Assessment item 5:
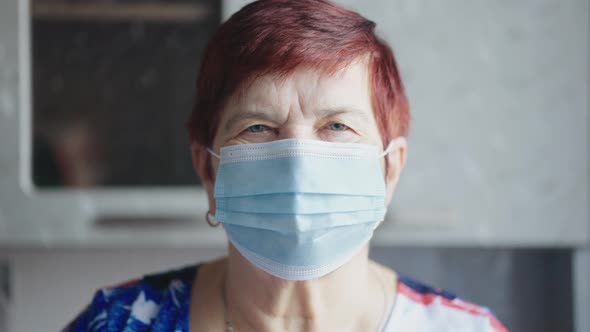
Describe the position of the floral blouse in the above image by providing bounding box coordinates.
[63,264,508,332]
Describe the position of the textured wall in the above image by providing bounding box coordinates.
[353,0,589,243]
[0,0,22,240]
[0,262,8,332]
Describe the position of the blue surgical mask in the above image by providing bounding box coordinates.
[208,138,394,280]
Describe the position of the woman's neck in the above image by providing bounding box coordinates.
[224,244,389,332]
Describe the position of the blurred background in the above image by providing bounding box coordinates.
[0,0,588,331]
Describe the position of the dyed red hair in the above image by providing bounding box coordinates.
[187,0,410,149]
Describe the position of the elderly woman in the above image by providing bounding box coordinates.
[64,1,507,331]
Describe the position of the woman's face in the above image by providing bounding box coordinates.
[194,60,406,211]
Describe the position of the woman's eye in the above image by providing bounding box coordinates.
[246,124,270,133]
[327,123,349,131]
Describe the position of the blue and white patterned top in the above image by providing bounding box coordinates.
[63,265,197,332]
[63,264,508,332]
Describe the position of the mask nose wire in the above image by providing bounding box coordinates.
[210,142,395,159]
[207,147,221,159]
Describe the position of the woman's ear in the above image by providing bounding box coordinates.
[384,137,407,207]
[191,142,216,211]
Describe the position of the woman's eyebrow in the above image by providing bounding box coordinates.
[224,108,370,130]
[224,110,278,131]
[319,108,372,122]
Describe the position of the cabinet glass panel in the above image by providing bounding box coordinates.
[32,0,220,187]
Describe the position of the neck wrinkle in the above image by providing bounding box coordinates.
[225,244,374,331]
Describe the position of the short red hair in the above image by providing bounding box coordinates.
[187,0,410,148]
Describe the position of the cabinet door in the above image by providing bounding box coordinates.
[0,0,224,247]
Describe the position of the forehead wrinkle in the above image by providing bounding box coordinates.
[224,63,373,130]
[223,76,289,131]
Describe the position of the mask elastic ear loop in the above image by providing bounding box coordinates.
[379,140,397,158]
[207,147,221,159]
